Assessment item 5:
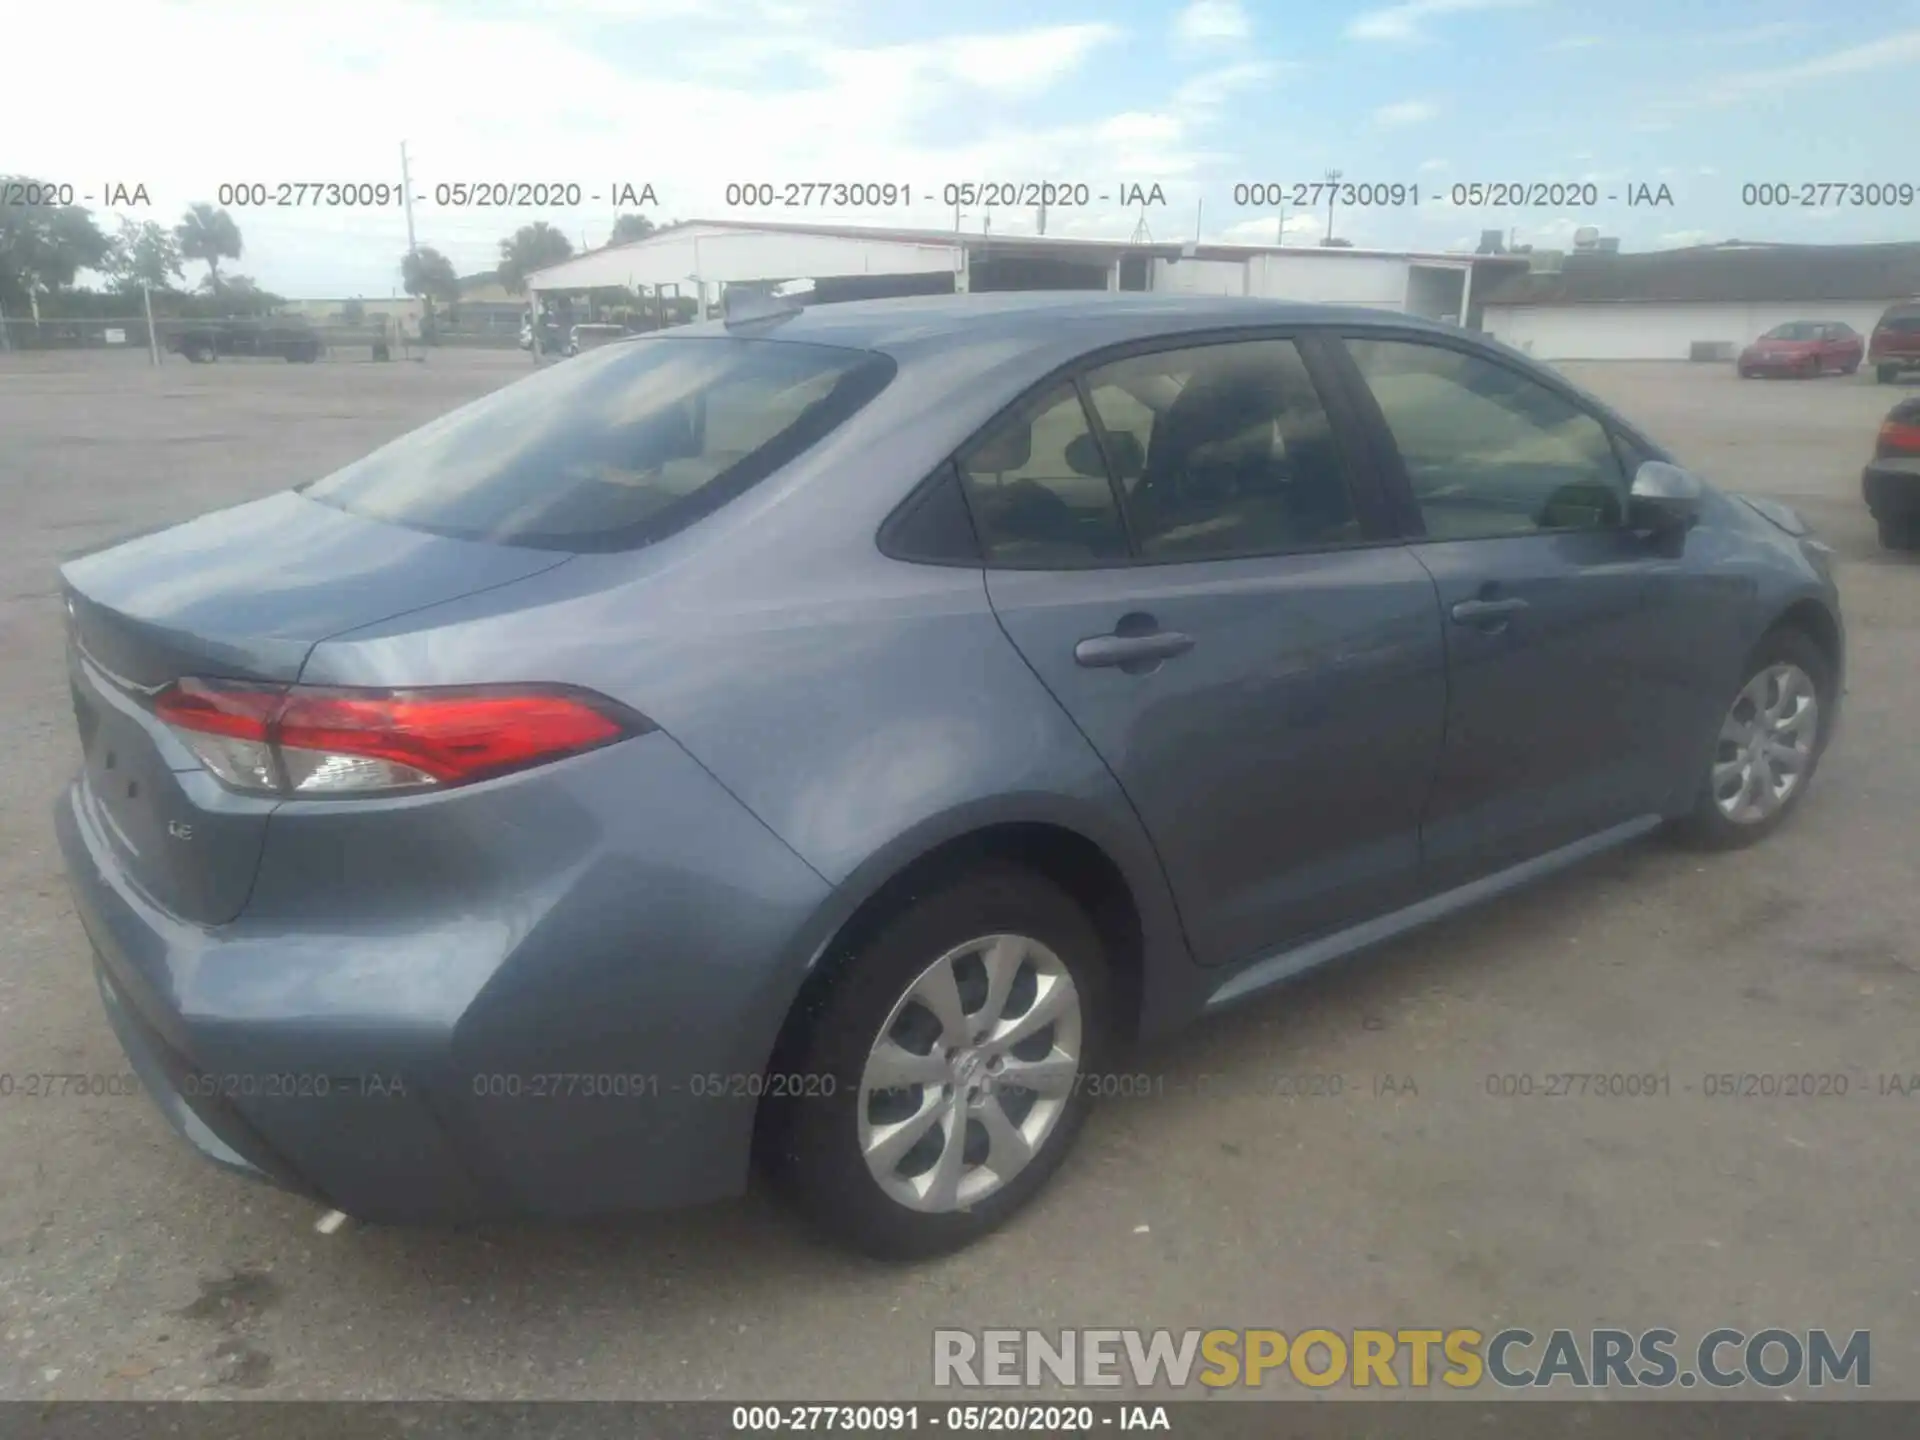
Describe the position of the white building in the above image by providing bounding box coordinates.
[523,219,1528,326]
[1480,241,1920,361]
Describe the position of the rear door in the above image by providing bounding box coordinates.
[1329,331,1702,890]
[969,333,1447,969]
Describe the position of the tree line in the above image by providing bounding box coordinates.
[0,175,662,329]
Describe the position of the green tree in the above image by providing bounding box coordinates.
[175,202,243,294]
[401,245,460,339]
[105,218,184,293]
[217,275,281,317]
[609,213,656,246]
[0,177,112,318]
[495,222,572,295]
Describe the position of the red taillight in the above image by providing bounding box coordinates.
[153,680,644,797]
[1877,419,1920,456]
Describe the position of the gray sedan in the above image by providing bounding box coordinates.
[56,293,1844,1258]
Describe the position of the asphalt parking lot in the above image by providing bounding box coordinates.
[0,347,1915,1400]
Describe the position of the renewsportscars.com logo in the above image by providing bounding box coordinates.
[932,1327,1871,1391]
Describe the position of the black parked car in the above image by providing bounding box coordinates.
[169,318,323,363]
[1864,395,1920,549]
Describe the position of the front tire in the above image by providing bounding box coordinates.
[762,864,1111,1260]
[1673,628,1831,850]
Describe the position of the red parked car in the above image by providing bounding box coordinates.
[1737,320,1864,378]
[1868,301,1920,384]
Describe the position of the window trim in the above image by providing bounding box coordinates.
[1323,326,1655,546]
[932,325,1407,572]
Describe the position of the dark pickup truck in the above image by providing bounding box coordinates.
[169,319,323,363]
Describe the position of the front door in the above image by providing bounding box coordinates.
[957,335,1447,969]
[1335,332,1699,888]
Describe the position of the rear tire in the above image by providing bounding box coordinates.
[761,864,1111,1260]
[1672,628,1831,851]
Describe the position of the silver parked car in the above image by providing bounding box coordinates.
[57,293,1843,1258]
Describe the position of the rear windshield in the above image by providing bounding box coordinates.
[1880,311,1920,333]
[302,337,895,550]
[1761,323,1821,340]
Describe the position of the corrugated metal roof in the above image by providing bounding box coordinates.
[1478,241,1920,306]
[562,217,1527,267]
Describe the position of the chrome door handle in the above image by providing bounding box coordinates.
[1074,630,1196,668]
[1449,596,1529,624]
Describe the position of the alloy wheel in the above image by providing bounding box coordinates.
[857,933,1083,1213]
[1711,662,1819,825]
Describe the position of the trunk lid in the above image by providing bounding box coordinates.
[60,491,569,923]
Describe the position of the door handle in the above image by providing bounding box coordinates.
[1449,596,1529,625]
[1074,630,1196,669]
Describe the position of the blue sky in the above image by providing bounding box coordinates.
[8,0,1920,296]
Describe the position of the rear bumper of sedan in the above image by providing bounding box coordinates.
[55,732,834,1223]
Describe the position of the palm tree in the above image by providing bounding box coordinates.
[175,203,243,294]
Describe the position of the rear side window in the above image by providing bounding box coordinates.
[957,384,1130,566]
[1084,339,1360,560]
[302,337,894,550]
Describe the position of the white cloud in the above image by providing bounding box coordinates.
[0,0,1168,293]
[1660,229,1716,247]
[1699,27,1920,102]
[1348,0,1533,44]
[1375,99,1438,127]
[937,25,1123,93]
[1548,34,1601,50]
[1174,60,1289,109]
[1174,0,1252,44]
[1718,20,1813,45]
[1419,158,1450,172]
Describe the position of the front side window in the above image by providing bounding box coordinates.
[1344,337,1626,540]
[303,337,894,550]
[1084,339,1360,561]
[956,385,1129,566]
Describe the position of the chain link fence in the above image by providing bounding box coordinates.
[0,313,527,362]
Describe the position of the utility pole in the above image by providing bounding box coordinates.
[142,282,159,368]
[1194,197,1203,243]
[400,141,418,254]
[1037,197,1046,236]
[1324,168,1342,245]
[1277,203,1286,245]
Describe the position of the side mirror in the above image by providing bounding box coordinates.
[1628,460,1704,533]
